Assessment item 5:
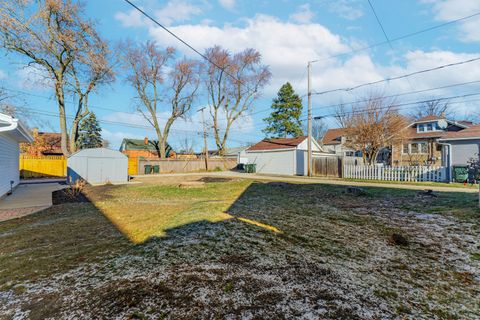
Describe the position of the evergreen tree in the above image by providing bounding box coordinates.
[77,112,103,149]
[263,82,303,138]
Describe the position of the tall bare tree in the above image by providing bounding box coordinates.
[409,99,450,120]
[121,41,201,158]
[203,46,271,155]
[339,95,408,165]
[0,0,114,155]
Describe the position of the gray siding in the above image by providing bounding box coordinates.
[0,134,20,197]
[450,140,480,166]
[67,148,128,185]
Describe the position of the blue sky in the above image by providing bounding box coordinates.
[1,0,480,150]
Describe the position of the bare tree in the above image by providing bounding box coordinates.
[121,41,201,158]
[303,118,328,142]
[203,46,271,155]
[0,0,114,155]
[340,95,408,165]
[409,99,451,120]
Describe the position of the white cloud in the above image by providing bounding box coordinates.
[289,4,315,24]
[218,0,235,10]
[328,0,363,20]
[15,65,52,90]
[115,1,202,28]
[425,0,480,42]
[147,14,350,95]
[114,9,145,28]
[154,1,202,26]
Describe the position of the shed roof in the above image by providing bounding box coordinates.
[69,147,127,158]
[247,136,307,151]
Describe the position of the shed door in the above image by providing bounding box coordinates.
[87,157,103,183]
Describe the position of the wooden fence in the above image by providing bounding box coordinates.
[19,155,67,178]
[128,157,138,176]
[343,164,447,182]
[312,156,342,178]
[137,158,237,175]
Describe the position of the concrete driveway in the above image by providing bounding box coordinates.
[0,182,65,222]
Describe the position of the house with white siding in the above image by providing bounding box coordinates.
[0,113,33,197]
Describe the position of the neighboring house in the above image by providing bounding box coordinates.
[439,124,480,181]
[119,137,176,158]
[245,136,328,175]
[0,113,33,197]
[322,128,363,158]
[392,115,469,166]
[21,130,63,156]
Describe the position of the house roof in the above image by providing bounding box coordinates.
[322,128,346,145]
[0,113,32,142]
[440,124,480,140]
[416,115,445,122]
[247,136,307,151]
[120,138,174,156]
[38,132,62,154]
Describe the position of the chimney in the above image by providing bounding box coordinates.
[144,137,149,145]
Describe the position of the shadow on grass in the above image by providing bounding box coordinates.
[1,180,478,288]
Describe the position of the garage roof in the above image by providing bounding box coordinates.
[247,136,307,151]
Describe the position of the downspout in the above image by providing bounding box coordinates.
[437,142,452,182]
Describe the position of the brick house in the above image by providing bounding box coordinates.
[119,137,176,158]
[392,115,471,166]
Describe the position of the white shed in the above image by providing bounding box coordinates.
[67,148,128,185]
[245,136,328,176]
[0,113,32,197]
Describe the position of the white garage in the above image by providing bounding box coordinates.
[67,148,128,185]
[245,136,328,176]
[0,113,33,197]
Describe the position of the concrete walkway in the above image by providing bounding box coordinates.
[135,171,479,194]
[0,182,65,222]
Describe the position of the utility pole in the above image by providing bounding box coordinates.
[307,61,313,177]
[198,107,209,171]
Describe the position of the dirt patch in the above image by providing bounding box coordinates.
[198,177,234,183]
[52,189,90,205]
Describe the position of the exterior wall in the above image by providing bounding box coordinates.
[246,150,296,175]
[68,148,128,185]
[449,140,480,166]
[392,139,442,166]
[122,150,159,158]
[0,134,20,197]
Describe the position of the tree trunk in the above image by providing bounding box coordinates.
[55,80,70,156]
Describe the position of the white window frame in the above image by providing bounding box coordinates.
[402,141,428,154]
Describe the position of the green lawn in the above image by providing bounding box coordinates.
[0,177,479,319]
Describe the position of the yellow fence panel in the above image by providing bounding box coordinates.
[19,155,67,178]
[128,157,138,176]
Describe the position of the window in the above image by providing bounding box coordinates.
[420,143,428,154]
[418,124,424,132]
[426,123,433,131]
[403,144,409,154]
[411,143,419,153]
[345,151,354,157]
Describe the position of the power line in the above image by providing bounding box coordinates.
[122,0,245,88]
[300,92,480,121]
[310,79,480,112]
[366,0,392,49]
[310,10,480,64]
[312,56,480,96]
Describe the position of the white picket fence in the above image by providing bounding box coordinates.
[343,164,447,182]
